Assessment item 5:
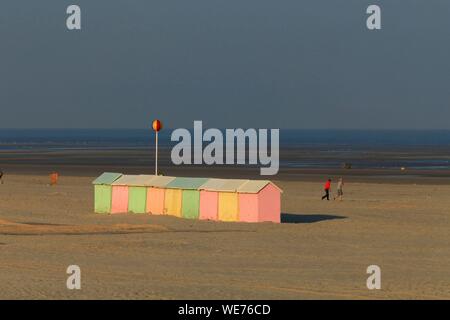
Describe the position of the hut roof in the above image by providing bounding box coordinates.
[198,178,227,191]
[112,175,156,186]
[93,173,282,193]
[237,180,283,194]
[146,176,176,187]
[166,177,210,190]
[200,179,249,192]
[221,179,251,192]
[128,174,156,187]
[92,172,123,185]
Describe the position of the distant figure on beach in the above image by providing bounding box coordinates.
[321,179,331,201]
[0,170,3,184]
[334,177,344,201]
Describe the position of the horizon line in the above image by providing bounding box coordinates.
[1,128,450,131]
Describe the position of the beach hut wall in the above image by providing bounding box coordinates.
[111,186,129,214]
[147,187,166,214]
[166,177,210,219]
[258,183,281,223]
[199,179,249,222]
[198,179,228,221]
[237,181,282,223]
[92,172,123,214]
[164,189,183,217]
[182,190,201,219]
[110,175,134,214]
[128,186,147,213]
[199,190,219,220]
[218,192,239,222]
[145,176,176,215]
[111,175,156,214]
[128,175,156,214]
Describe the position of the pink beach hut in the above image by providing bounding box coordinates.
[145,176,176,215]
[110,175,133,214]
[198,179,223,221]
[237,181,282,223]
[197,179,225,221]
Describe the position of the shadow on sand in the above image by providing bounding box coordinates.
[281,213,347,224]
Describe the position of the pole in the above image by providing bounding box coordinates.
[155,130,158,176]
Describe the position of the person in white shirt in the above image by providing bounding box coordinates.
[334,177,344,201]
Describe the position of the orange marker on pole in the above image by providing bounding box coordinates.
[152,119,162,175]
[50,172,59,186]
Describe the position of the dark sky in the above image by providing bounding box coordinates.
[1,1,449,129]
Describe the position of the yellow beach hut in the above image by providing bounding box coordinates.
[206,179,249,222]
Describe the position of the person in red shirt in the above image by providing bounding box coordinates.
[321,178,332,200]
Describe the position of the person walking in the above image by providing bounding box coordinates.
[322,178,332,200]
[334,177,344,201]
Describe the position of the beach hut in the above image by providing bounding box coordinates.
[217,179,249,222]
[165,177,210,219]
[129,175,156,214]
[111,175,156,214]
[146,176,176,215]
[92,172,123,214]
[237,181,282,223]
[199,179,249,222]
[163,188,182,217]
[111,175,133,214]
[198,179,226,221]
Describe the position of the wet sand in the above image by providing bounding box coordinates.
[2,147,450,184]
[0,172,449,299]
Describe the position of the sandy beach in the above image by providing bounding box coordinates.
[1,171,449,299]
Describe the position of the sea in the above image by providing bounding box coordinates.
[1,129,450,170]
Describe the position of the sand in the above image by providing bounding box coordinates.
[0,173,449,299]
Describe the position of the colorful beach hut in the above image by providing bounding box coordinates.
[199,179,249,222]
[111,175,156,214]
[128,175,157,214]
[146,176,176,215]
[93,173,282,223]
[217,179,249,222]
[111,175,133,214]
[165,177,210,219]
[92,172,123,214]
[198,179,225,221]
[237,181,282,223]
[199,179,248,221]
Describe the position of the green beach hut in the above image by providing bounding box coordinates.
[166,177,210,219]
[114,175,156,214]
[92,172,123,214]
